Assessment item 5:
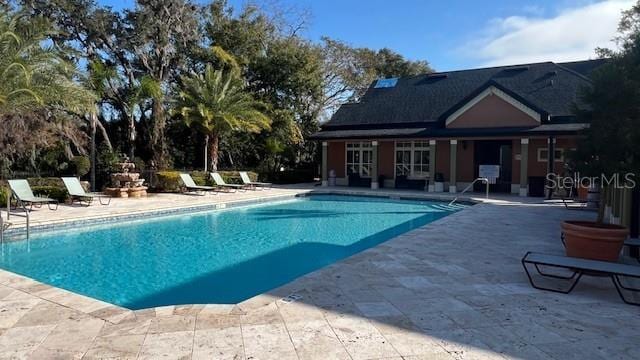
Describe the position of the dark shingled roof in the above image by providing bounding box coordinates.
[313,59,606,140]
[310,123,589,140]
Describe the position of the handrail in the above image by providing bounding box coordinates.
[449,177,489,206]
[4,193,29,242]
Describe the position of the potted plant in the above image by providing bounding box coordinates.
[563,23,640,261]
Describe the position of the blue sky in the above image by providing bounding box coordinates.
[100,0,633,71]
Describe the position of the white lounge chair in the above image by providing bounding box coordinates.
[179,173,217,195]
[61,177,111,206]
[211,172,246,192]
[239,171,272,190]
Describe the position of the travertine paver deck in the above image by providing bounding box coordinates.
[0,187,639,359]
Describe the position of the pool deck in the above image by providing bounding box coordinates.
[1,185,639,359]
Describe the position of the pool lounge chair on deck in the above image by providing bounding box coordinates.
[211,172,246,193]
[8,179,58,211]
[61,177,111,206]
[179,173,217,195]
[521,251,640,306]
[239,171,272,190]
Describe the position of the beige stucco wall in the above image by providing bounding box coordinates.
[447,95,539,128]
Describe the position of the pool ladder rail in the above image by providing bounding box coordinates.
[449,177,490,206]
[2,199,30,243]
[0,213,10,243]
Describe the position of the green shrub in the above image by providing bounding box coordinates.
[71,156,91,177]
[32,186,68,202]
[27,177,65,188]
[155,171,182,192]
[0,186,8,206]
[190,170,210,186]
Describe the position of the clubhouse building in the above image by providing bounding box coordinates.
[311,59,605,196]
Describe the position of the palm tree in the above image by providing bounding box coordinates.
[0,12,95,114]
[173,64,271,171]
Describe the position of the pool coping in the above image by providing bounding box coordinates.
[0,188,480,321]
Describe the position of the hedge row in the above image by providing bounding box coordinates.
[154,170,258,192]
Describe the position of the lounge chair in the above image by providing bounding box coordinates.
[61,177,111,206]
[179,173,217,195]
[211,172,246,193]
[522,251,640,306]
[8,179,58,211]
[239,171,272,190]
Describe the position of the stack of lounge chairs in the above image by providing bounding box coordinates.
[179,171,272,195]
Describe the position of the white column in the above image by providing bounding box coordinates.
[321,142,328,187]
[519,138,529,196]
[428,140,436,192]
[371,141,379,189]
[449,139,457,193]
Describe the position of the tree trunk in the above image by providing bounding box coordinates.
[150,98,168,169]
[90,113,97,192]
[128,114,136,160]
[209,133,219,172]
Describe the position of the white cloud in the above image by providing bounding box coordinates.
[463,0,634,67]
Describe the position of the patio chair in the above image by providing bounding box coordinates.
[521,251,640,306]
[239,171,272,190]
[61,177,111,206]
[7,179,58,211]
[179,173,217,195]
[210,172,246,193]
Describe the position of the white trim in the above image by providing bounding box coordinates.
[449,185,457,193]
[429,140,436,146]
[371,140,378,146]
[450,139,458,145]
[322,141,328,146]
[394,141,431,179]
[345,141,373,178]
[445,86,541,126]
[520,138,529,145]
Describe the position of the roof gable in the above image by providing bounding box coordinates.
[446,86,541,128]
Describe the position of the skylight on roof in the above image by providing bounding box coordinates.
[374,78,398,88]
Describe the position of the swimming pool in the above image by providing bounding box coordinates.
[0,195,465,309]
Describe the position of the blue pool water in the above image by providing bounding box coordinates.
[0,195,464,309]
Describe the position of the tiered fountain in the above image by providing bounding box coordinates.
[104,158,148,198]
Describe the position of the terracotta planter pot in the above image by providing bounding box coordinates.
[562,220,628,261]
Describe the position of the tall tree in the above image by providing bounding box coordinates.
[124,0,200,169]
[172,64,271,171]
[571,2,640,222]
[0,9,97,175]
[321,37,433,116]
